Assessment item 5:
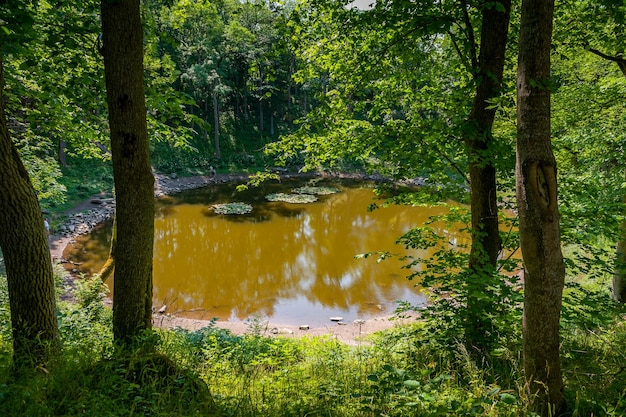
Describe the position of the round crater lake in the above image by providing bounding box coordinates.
[65,178,460,326]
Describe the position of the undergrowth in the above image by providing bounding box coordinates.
[0,270,625,416]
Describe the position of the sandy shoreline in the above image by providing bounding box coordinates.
[154,314,415,345]
[50,172,416,342]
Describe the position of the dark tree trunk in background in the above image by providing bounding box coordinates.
[516,0,565,413]
[259,97,264,132]
[464,0,511,351]
[213,88,220,159]
[58,139,67,167]
[101,0,155,344]
[0,57,59,366]
[613,215,626,301]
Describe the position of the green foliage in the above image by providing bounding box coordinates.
[394,206,523,354]
[57,275,113,354]
[48,157,114,212]
[1,267,626,416]
[551,0,626,297]
[268,0,518,192]
[0,275,10,357]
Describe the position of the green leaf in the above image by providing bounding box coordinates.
[499,393,517,405]
[403,379,420,388]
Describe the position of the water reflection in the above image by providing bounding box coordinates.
[66,179,463,326]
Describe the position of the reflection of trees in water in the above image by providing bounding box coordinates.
[69,180,449,322]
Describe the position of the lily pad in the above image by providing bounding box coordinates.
[265,193,318,203]
[211,202,253,215]
[292,186,341,195]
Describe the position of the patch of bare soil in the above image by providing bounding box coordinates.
[154,313,417,345]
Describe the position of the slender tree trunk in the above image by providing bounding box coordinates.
[259,97,264,132]
[58,140,67,167]
[203,99,209,144]
[98,213,116,282]
[613,197,626,301]
[101,0,155,344]
[464,0,511,351]
[213,88,220,159]
[517,0,565,413]
[0,57,59,366]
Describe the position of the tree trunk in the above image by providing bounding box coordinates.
[613,198,626,301]
[98,213,116,282]
[517,0,565,413]
[259,96,264,132]
[0,57,59,366]
[58,139,67,167]
[303,89,308,115]
[101,0,155,344]
[203,99,209,144]
[464,0,511,351]
[213,88,220,159]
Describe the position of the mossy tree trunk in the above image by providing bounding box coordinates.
[0,57,59,366]
[516,0,565,413]
[101,0,155,344]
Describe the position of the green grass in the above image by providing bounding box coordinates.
[1,270,626,416]
[46,157,115,214]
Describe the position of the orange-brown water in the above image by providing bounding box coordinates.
[65,179,466,326]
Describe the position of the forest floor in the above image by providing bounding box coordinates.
[49,171,414,344]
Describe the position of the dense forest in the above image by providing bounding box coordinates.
[1,0,625,416]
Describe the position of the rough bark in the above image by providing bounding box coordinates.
[464,0,511,350]
[101,0,155,344]
[0,57,59,366]
[516,0,565,413]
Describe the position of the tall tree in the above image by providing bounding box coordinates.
[0,56,59,366]
[101,0,155,343]
[516,0,565,413]
[464,0,511,350]
[273,0,518,351]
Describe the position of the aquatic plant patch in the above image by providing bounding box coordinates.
[292,186,341,195]
[211,202,253,214]
[265,193,318,203]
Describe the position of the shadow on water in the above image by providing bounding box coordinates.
[65,178,463,326]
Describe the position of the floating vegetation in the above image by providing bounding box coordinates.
[292,186,341,195]
[211,202,253,215]
[265,193,318,203]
